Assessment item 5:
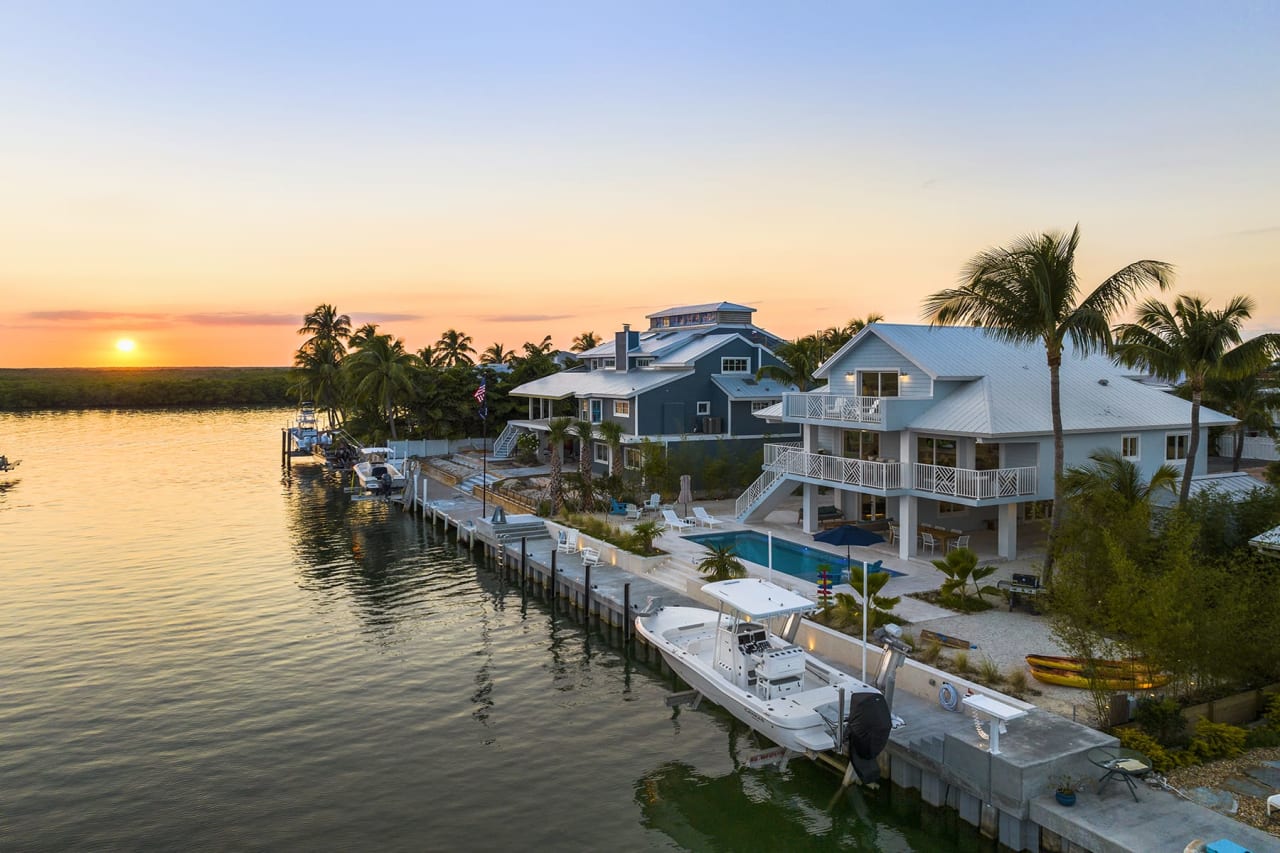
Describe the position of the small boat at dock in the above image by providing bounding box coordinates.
[351,447,407,497]
[287,403,323,454]
[635,578,893,784]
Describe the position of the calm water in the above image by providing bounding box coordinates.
[0,409,988,852]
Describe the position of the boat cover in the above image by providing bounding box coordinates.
[701,579,816,619]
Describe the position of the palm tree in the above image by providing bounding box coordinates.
[297,304,352,357]
[1202,372,1280,472]
[596,420,624,481]
[922,226,1172,577]
[546,418,573,514]
[571,331,600,352]
[416,345,439,368]
[575,419,597,512]
[843,313,884,337]
[435,329,476,367]
[480,342,514,365]
[291,338,345,428]
[1061,448,1180,510]
[1114,294,1280,502]
[344,332,421,440]
[696,543,747,581]
[349,322,380,350]
[756,336,827,391]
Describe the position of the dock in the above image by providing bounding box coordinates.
[388,462,1277,853]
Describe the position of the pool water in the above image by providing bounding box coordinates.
[688,530,901,584]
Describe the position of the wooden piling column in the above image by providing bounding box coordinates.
[623,582,631,644]
[584,565,591,625]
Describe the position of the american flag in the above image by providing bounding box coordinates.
[474,380,486,405]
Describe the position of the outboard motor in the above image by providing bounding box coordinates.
[844,692,892,784]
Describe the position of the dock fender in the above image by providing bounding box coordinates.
[938,682,960,712]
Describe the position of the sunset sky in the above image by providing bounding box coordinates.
[3,2,1277,368]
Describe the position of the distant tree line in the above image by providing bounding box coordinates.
[0,367,292,410]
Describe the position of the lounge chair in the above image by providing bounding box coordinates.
[557,530,579,554]
[691,507,723,528]
[580,547,601,567]
[608,498,626,515]
[661,509,693,530]
[642,493,662,514]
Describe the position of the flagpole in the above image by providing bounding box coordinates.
[861,558,869,682]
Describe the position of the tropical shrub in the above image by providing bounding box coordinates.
[930,548,997,611]
[1186,718,1247,763]
[696,543,747,582]
[1134,697,1187,747]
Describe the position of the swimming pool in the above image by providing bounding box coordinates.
[687,530,901,584]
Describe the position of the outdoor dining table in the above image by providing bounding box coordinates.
[1086,745,1153,801]
[921,526,957,551]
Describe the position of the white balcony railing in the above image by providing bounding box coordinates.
[782,393,884,425]
[757,444,1038,501]
[912,463,1038,499]
[763,444,904,490]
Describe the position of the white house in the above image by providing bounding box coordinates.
[739,324,1236,560]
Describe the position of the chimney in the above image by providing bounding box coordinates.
[615,324,631,372]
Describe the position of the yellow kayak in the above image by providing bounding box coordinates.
[1028,662,1169,691]
[1025,654,1158,675]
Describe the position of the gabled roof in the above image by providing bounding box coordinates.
[510,367,688,400]
[710,374,793,400]
[751,401,784,421]
[819,324,1236,437]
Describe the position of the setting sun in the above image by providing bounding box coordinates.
[116,338,136,353]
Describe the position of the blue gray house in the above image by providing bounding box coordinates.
[497,302,800,484]
[741,323,1236,559]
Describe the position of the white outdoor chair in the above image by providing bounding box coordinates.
[625,503,642,520]
[919,531,938,554]
[691,507,723,528]
[661,509,693,530]
[887,524,899,544]
[642,493,662,513]
[948,534,971,553]
[557,529,579,554]
[580,547,602,567]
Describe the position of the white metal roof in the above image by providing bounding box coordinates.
[701,578,817,618]
[822,324,1236,437]
[647,301,755,319]
[509,367,689,399]
[709,374,794,399]
[1249,524,1280,557]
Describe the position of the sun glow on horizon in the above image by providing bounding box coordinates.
[115,338,136,353]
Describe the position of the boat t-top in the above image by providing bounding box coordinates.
[351,447,406,497]
[288,403,322,454]
[635,578,892,784]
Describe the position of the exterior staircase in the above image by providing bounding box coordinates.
[490,423,521,460]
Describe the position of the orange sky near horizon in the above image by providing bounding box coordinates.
[3,4,1278,369]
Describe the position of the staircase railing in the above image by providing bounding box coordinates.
[491,423,521,459]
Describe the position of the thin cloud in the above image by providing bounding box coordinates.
[1228,226,1280,237]
[349,312,423,323]
[28,310,168,322]
[478,313,576,323]
[181,312,297,326]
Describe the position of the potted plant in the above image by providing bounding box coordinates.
[1050,774,1081,807]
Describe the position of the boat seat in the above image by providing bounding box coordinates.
[758,645,806,680]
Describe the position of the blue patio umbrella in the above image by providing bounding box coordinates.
[814,524,886,680]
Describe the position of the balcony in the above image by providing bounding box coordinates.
[763,444,904,491]
[781,393,884,425]
[913,463,1038,500]
[761,444,1038,502]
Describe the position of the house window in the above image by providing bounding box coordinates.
[917,436,957,468]
[593,443,609,464]
[938,501,966,517]
[1166,432,1189,461]
[623,447,642,470]
[843,430,880,460]
[580,400,590,419]
[975,443,1001,470]
[696,401,711,416]
[613,400,631,417]
[721,357,750,374]
[602,358,615,369]
[590,400,603,423]
[859,371,900,398]
[1122,434,1140,460]
[635,358,653,367]
[751,399,779,413]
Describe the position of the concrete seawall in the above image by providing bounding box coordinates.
[396,470,1276,853]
